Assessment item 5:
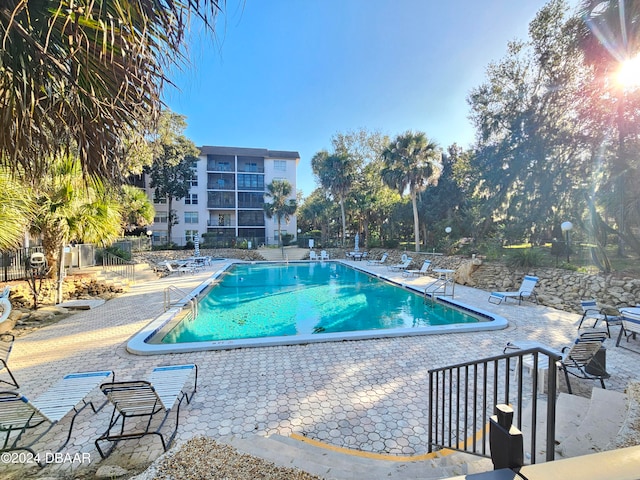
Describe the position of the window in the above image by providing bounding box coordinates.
[185,212,199,224]
[185,230,199,242]
[238,211,265,226]
[274,230,287,241]
[154,211,168,223]
[237,174,264,190]
[274,160,286,171]
[185,194,198,205]
[189,168,198,187]
[154,197,167,204]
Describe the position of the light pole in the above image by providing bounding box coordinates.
[561,221,573,263]
[146,229,153,250]
[445,227,452,255]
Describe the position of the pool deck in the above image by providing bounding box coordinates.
[4,259,639,477]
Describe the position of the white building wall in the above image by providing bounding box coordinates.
[264,156,298,245]
[145,147,298,247]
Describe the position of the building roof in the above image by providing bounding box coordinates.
[199,145,300,160]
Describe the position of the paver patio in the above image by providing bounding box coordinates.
[2,259,638,478]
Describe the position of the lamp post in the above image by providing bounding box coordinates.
[146,229,153,250]
[445,227,452,255]
[561,221,573,263]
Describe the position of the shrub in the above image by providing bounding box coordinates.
[383,239,400,249]
[97,246,131,262]
[281,233,293,246]
[507,248,543,268]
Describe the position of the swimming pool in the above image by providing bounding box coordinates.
[127,261,507,355]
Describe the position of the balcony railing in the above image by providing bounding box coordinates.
[207,221,236,227]
[237,165,265,173]
[207,183,235,190]
[238,202,265,209]
[207,202,235,209]
[207,163,233,172]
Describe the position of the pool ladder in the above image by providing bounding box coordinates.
[424,278,454,306]
[164,285,198,319]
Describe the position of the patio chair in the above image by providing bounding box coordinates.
[320,250,330,260]
[488,275,539,305]
[0,370,113,464]
[0,334,18,388]
[403,259,432,277]
[366,253,388,265]
[95,363,198,458]
[165,262,195,275]
[616,307,640,352]
[578,299,621,337]
[388,257,412,272]
[0,286,11,324]
[309,251,318,261]
[557,329,608,394]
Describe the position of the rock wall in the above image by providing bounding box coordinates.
[334,249,640,314]
[467,263,640,314]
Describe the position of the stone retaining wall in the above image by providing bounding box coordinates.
[328,249,640,314]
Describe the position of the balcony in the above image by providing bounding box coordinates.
[237,165,264,173]
[207,162,233,172]
[207,183,235,190]
[207,201,235,209]
[207,220,236,227]
[237,201,264,209]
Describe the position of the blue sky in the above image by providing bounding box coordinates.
[164,0,579,198]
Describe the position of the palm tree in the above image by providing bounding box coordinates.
[120,185,156,233]
[31,155,123,302]
[0,171,34,250]
[0,1,222,180]
[381,131,442,252]
[311,150,357,246]
[264,180,298,248]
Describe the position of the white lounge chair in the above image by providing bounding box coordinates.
[616,307,640,352]
[403,260,432,277]
[165,262,195,275]
[0,370,113,463]
[0,333,18,388]
[309,251,318,261]
[578,299,621,337]
[488,275,539,305]
[95,364,198,457]
[0,286,11,324]
[388,257,412,272]
[367,253,388,265]
[320,250,330,260]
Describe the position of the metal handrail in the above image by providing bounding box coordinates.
[101,251,135,283]
[163,286,198,319]
[428,347,561,464]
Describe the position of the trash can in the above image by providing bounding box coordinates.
[585,346,608,377]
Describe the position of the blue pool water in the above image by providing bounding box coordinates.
[160,262,485,344]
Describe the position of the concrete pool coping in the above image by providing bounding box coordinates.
[126,260,508,355]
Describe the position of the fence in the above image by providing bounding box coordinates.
[0,245,96,282]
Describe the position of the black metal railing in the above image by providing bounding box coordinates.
[0,247,44,282]
[100,250,136,283]
[428,346,561,465]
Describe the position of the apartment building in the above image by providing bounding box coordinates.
[144,146,299,247]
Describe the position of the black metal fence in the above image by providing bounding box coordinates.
[0,247,44,282]
[428,346,561,465]
[0,244,97,282]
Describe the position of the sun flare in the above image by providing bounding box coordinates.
[616,54,640,89]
